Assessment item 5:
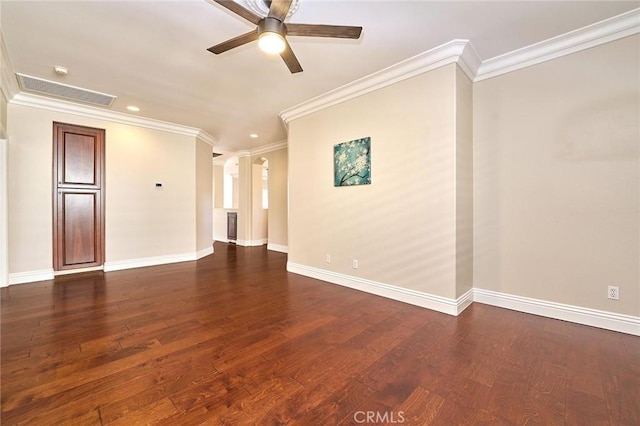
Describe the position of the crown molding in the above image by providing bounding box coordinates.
[10,92,210,139]
[211,150,249,164]
[279,9,639,123]
[280,39,477,124]
[250,139,287,156]
[475,8,640,82]
[214,140,288,164]
[196,130,217,147]
[458,41,482,81]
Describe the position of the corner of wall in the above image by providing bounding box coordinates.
[455,65,474,298]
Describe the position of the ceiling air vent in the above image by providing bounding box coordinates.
[16,73,116,107]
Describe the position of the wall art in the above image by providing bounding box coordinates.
[334,137,371,186]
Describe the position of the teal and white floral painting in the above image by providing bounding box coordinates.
[334,137,371,186]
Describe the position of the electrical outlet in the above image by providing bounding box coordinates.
[352,259,358,269]
[325,254,331,263]
[608,286,619,300]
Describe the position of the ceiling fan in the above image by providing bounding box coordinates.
[208,0,363,73]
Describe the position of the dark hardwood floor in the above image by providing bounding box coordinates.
[1,243,638,425]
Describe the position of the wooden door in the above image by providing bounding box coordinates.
[53,122,105,271]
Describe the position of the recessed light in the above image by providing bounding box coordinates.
[250,133,258,138]
[127,106,140,112]
[53,65,68,76]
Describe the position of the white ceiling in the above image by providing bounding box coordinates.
[1,1,637,153]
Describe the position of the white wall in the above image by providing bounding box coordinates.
[7,103,208,280]
[288,64,472,302]
[473,35,639,316]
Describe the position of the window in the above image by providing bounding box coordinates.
[223,172,233,209]
[223,157,238,209]
[261,161,268,209]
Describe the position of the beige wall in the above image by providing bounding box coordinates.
[195,138,212,253]
[8,105,57,273]
[456,68,474,298]
[213,163,223,209]
[237,155,252,243]
[1,93,6,139]
[473,35,639,316]
[255,147,288,248]
[212,163,228,241]
[251,161,267,243]
[7,103,205,274]
[289,64,471,299]
[104,124,195,262]
[0,101,6,286]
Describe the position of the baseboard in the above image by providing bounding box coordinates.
[8,249,211,285]
[287,262,471,316]
[196,246,214,259]
[267,244,288,253]
[54,266,103,276]
[284,263,638,335]
[8,269,55,285]
[214,237,267,247]
[236,239,267,247]
[474,288,640,336]
[103,252,196,272]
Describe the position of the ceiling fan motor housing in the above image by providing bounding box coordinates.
[259,17,287,37]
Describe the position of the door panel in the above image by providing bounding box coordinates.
[63,133,97,185]
[61,192,98,265]
[53,122,105,271]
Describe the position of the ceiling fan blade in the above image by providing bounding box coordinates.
[207,30,258,54]
[212,0,261,25]
[268,0,293,21]
[280,40,303,74]
[286,23,362,39]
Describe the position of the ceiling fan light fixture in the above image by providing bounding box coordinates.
[258,17,287,54]
[258,32,285,54]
